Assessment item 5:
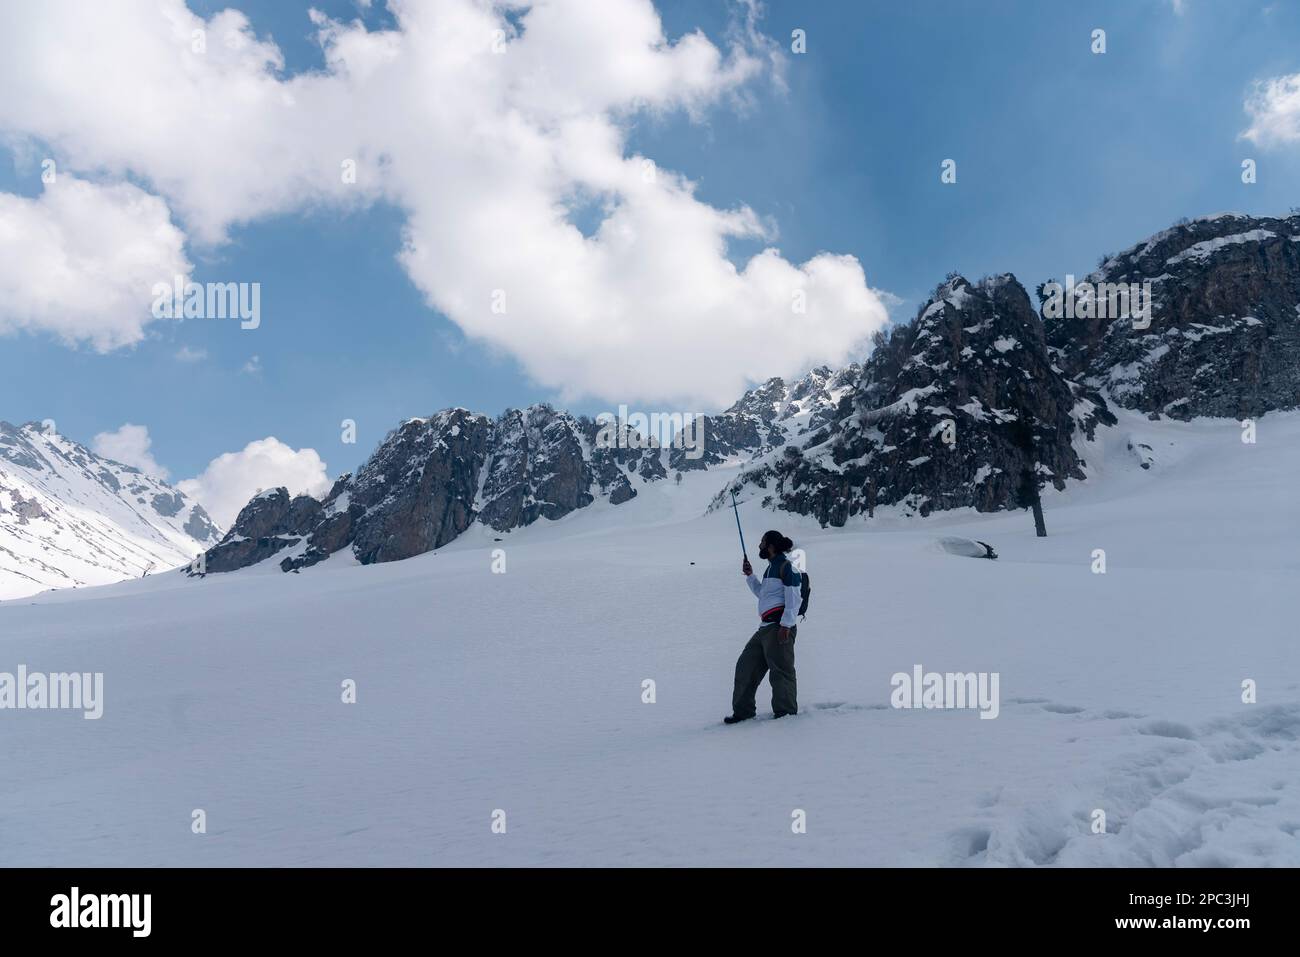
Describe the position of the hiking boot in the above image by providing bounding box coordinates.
[723,714,753,724]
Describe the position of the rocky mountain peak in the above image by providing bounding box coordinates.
[1046,212,1300,418]
[716,273,1112,524]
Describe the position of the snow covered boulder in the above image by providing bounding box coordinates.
[936,536,998,560]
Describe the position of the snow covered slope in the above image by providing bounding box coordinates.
[0,408,1295,866]
[0,422,220,600]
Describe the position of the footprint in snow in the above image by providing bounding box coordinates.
[1040,703,1086,715]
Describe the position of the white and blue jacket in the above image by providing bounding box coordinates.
[746,552,802,628]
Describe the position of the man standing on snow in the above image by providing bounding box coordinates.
[725,530,802,724]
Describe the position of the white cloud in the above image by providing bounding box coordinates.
[0,176,190,350]
[0,0,890,406]
[178,437,330,527]
[1242,73,1300,147]
[92,423,170,480]
[240,354,263,376]
[91,423,329,527]
[175,345,208,362]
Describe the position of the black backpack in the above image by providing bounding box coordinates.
[782,560,812,620]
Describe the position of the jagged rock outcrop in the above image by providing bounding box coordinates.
[581,415,664,505]
[785,364,862,432]
[201,403,681,575]
[1045,212,1300,419]
[720,275,1114,524]
[668,366,858,471]
[201,371,860,576]
[478,407,593,531]
[203,409,495,574]
[201,488,323,573]
[349,409,493,563]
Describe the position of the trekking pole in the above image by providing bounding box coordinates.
[730,490,748,561]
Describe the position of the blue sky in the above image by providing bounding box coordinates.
[1,0,1298,507]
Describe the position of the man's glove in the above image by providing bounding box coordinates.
[742,557,752,576]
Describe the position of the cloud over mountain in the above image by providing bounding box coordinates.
[178,437,330,528]
[0,0,889,405]
[1242,72,1300,147]
[92,423,171,480]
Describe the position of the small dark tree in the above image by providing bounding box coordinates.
[1008,417,1047,537]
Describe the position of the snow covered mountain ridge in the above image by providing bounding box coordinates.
[0,421,221,600]
[195,210,1300,576]
[719,273,1115,524]
[196,367,852,576]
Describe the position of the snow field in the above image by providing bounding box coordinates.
[0,409,1296,865]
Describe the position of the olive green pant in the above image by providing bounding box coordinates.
[731,622,797,718]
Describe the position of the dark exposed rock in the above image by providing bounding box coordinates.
[183,507,221,543]
[608,476,637,505]
[581,416,661,498]
[786,364,862,433]
[203,534,296,574]
[478,406,592,532]
[234,489,295,538]
[667,368,853,472]
[0,421,49,471]
[279,476,359,572]
[350,409,494,563]
[669,380,781,472]
[151,491,184,517]
[203,404,673,576]
[200,488,304,574]
[10,492,49,523]
[720,275,1114,525]
[1045,212,1300,419]
[638,451,668,482]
